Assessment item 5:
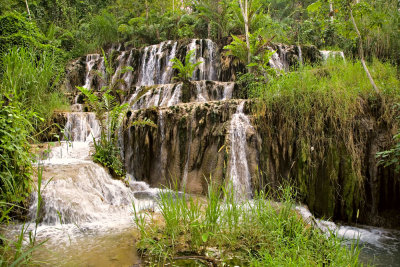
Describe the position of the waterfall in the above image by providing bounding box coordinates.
[298,45,303,66]
[206,39,217,81]
[29,162,135,225]
[181,114,193,189]
[138,42,166,86]
[83,54,101,89]
[320,50,346,61]
[268,48,285,71]
[167,83,182,106]
[111,51,127,85]
[278,45,289,70]
[228,101,253,199]
[121,50,134,90]
[161,41,178,84]
[222,82,235,100]
[188,39,218,81]
[63,113,101,143]
[131,81,235,109]
[196,82,207,102]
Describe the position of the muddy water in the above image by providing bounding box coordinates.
[32,228,140,266]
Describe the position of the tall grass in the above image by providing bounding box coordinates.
[0,47,68,124]
[134,184,361,265]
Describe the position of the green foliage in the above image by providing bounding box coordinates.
[78,86,128,177]
[134,184,361,265]
[87,11,119,48]
[377,104,400,172]
[0,47,68,123]
[0,100,35,203]
[171,50,202,83]
[224,33,276,76]
[0,12,61,66]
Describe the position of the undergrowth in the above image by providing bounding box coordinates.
[133,185,361,266]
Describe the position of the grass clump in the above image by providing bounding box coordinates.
[133,185,361,265]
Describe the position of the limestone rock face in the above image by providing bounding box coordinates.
[122,100,261,195]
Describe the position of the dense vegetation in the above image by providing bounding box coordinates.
[0,0,399,265]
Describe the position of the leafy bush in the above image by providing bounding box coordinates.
[0,99,35,203]
[87,11,119,48]
[0,12,61,67]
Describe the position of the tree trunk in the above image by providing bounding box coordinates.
[238,0,251,67]
[207,20,211,39]
[349,6,380,94]
[329,1,334,23]
[25,0,31,20]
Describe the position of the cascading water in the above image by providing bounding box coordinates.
[131,81,235,109]
[63,112,101,142]
[296,206,400,266]
[161,41,178,84]
[14,111,160,265]
[269,47,285,71]
[298,45,303,66]
[188,39,219,81]
[138,42,166,86]
[83,54,100,89]
[320,50,346,61]
[228,101,253,199]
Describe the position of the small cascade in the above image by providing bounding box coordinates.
[121,50,135,90]
[138,42,166,86]
[83,54,101,89]
[228,101,253,199]
[161,41,178,84]
[320,50,346,61]
[111,51,128,85]
[29,162,134,225]
[298,45,303,66]
[63,112,101,142]
[158,110,167,182]
[181,114,193,189]
[188,39,219,81]
[268,47,285,71]
[166,83,182,106]
[277,45,290,70]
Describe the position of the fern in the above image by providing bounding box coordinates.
[171,50,202,82]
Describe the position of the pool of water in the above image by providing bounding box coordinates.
[31,227,140,267]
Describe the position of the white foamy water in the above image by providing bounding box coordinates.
[320,50,346,61]
[83,54,101,89]
[63,112,101,143]
[296,205,400,266]
[228,101,253,199]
